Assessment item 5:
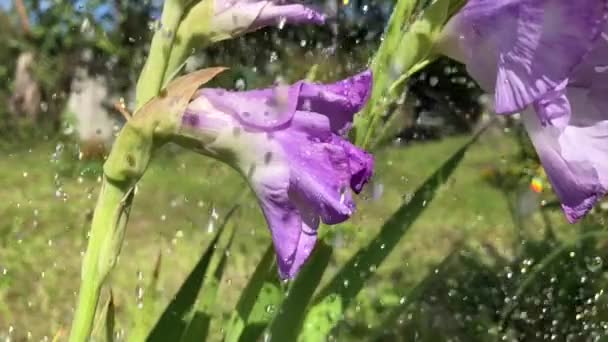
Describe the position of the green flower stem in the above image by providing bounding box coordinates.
[69,1,186,334]
[162,0,214,84]
[68,98,180,340]
[68,179,132,342]
[135,0,187,109]
[353,0,417,146]
[354,0,452,148]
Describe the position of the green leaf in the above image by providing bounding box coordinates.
[105,291,116,342]
[127,252,162,341]
[300,129,487,341]
[180,221,237,342]
[224,244,285,342]
[370,246,463,339]
[146,205,239,341]
[91,290,116,342]
[266,242,333,342]
[240,281,284,342]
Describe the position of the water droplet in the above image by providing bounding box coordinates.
[135,285,144,309]
[265,304,275,314]
[278,17,287,29]
[235,77,246,91]
[207,206,219,233]
[80,17,91,33]
[269,51,278,63]
[587,256,603,272]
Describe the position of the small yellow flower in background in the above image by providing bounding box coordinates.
[529,177,543,194]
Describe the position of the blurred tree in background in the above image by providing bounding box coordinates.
[0,0,156,137]
[0,0,484,143]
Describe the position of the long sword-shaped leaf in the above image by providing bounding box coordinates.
[370,246,463,340]
[299,128,487,341]
[146,204,240,341]
[127,252,162,341]
[224,244,285,342]
[180,222,237,342]
[266,242,333,342]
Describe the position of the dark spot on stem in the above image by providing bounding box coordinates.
[126,154,136,168]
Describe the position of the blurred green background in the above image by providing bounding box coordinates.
[2,1,608,341]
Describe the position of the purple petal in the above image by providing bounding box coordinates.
[523,87,608,223]
[255,3,325,28]
[212,0,325,36]
[195,85,300,130]
[251,167,318,279]
[180,71,375,278]
[572,31,608,88]
[298,69,373,135]
[281,130,354,224]
[440,0,608,113]
[531,80,571,126]
[334,136,374,193]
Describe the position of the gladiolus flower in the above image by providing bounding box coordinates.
[210,0,325,40]
[178,70,374,278]
[438,0,608,222]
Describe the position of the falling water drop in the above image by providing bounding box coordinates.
[207,206,219,233]
[586,256,603,273]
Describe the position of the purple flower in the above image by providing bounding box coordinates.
[210,0,325,40]
[179,70,374,278]
[438,0,608,222]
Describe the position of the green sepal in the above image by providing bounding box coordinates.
[104,67,226,184]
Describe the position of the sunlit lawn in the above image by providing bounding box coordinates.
[0,130,542,339]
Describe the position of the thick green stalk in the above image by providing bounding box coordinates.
[69,0,190,339]
[68,112,171,341]
[353,0,417,146]
[162,0,214,83]
[67,66,221,341]
[135,0,186,108]
[68,179,132,342]
[355,0,450,148]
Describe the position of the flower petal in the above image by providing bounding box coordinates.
[532,80,571,126]
[441,0,608,113]
[248,151,318,279]
[523,87,608,222]
[334,136,374,193]
[196,85,300,130]
[255,3,325,28]
[180,71,375,278]
[212,0,325,37]
[298,69,373,135]
[282,130,354,225]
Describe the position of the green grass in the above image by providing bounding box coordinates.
[0,131,558,340]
